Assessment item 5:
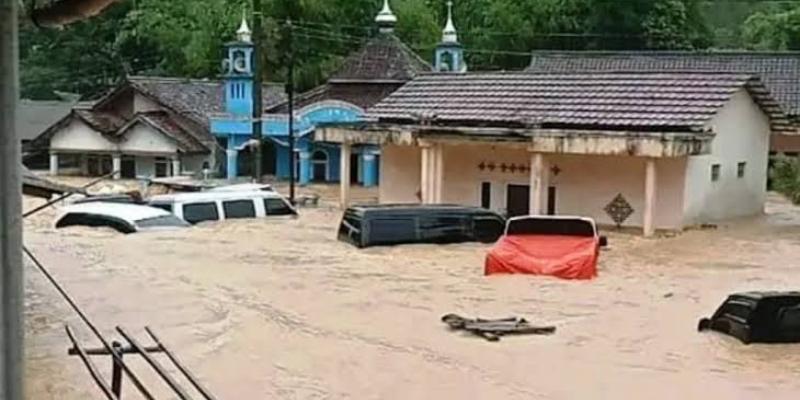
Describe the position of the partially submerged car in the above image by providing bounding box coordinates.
[698,291,800,344]
[148,190,297,225]
[485,216,607,280]
[55,203,190,234]
[338,204,506,248]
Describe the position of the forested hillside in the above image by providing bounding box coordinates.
[19,0,800,100]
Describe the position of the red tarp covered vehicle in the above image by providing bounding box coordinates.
[485,216,607,280]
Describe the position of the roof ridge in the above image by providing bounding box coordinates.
[530,50,800,56]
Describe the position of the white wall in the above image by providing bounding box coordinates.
[50,119,116,152]
[119,123,179,154]
[437,145,686,229]
[379,145,422,203]
[135,156,157,177]
[682,89,771,224]
[181,155,211,175]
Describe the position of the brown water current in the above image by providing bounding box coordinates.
[23,189,800,399]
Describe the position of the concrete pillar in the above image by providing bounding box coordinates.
[529,152,546,215]
[49,152,58,176]
[226,136,238,180]
[171,157,181,177]
[363,152,378,187]
[79,155,89,175]
[420,144,431,204]
[299,151,311,185]
[112,154,121,180]
[643,158,657,237]
[340,143,352,209]
[432,145,444,203]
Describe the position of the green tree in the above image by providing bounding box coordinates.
[743,5,800,50]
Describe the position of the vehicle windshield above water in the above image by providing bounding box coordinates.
[505,216,597,237]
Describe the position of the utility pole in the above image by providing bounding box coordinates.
[0,0,24,398]
[286,19,296,204]
[251,0,263,183]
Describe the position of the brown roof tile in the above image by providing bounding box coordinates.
[366,72,792,133]
[527,51,800,118]
[330,34,432,82]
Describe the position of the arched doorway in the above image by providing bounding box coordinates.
[311,150,328,181]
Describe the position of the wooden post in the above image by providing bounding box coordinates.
[529,152,545,215]
[643,158,657,237]
[340,143,351,209]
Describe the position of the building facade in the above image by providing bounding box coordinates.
[31,76,285,179]
[318,72,789,236]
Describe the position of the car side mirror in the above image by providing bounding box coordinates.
[599,236,608,247]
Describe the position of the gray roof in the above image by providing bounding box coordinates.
[527,51,800,118]
[366,72,791,133]
[16,100,76,141]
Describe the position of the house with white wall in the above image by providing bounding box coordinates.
[317,71,791,236]
[30,76,285,179]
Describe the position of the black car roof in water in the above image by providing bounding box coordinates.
[346,204,502,216]
[731,291,800,300]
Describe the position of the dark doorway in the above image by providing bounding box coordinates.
[506,185,530,217]
[374,154,381,185]
[312,150,328,181]
[350,153,360,184]
[480,182,491,209]
[120,156,136,179]
[547,186,557,216]
[262,140,276,175]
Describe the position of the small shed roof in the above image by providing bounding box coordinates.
[365,71,791,133]
[16,100,76,141]
[21,166,85,198]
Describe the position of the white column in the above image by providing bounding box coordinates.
[420,144,431,204]
[433,145,444,203]
[79,155,89,175]
[340,143,352,209]
[171,157,181,177]
[49,152,58,176]
[643,158,657,237]
[529,152,546,215]
[112,154,121,180]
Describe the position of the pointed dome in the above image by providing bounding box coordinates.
[375,0,397,33]
[237,11,252,43]
[442,1,458,43]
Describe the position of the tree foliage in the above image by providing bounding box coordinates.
[743,4,800,50]
[19,0,775,101]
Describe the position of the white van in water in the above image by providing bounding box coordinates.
[55,203,190,234]
[148,190,297,225]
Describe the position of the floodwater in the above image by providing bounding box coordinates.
[23,186,800,399]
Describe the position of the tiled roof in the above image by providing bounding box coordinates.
[126,76,287,128]
[527,51,800,118]
[366,72,792,133]
[74,109,126,134]
[267,82,406,113]
[330,34,432,82]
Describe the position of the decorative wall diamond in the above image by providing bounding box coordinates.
[478,162,486,171]
[604,193,634,227]
[487,162,496,171]
[550,165,562,176]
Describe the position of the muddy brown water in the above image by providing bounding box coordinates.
[23,191,800,399]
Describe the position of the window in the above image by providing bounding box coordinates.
[264,198,295,216]
[182,202,219,224]
[737,162,747,178]
[155,157,170,178]
[223,200,256,219]
[480,182,491,209]
[420,215,469,242]
[369,218,417,245]
[711,164,721,182]
[135,215,189,229]
[150,203,173,213]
